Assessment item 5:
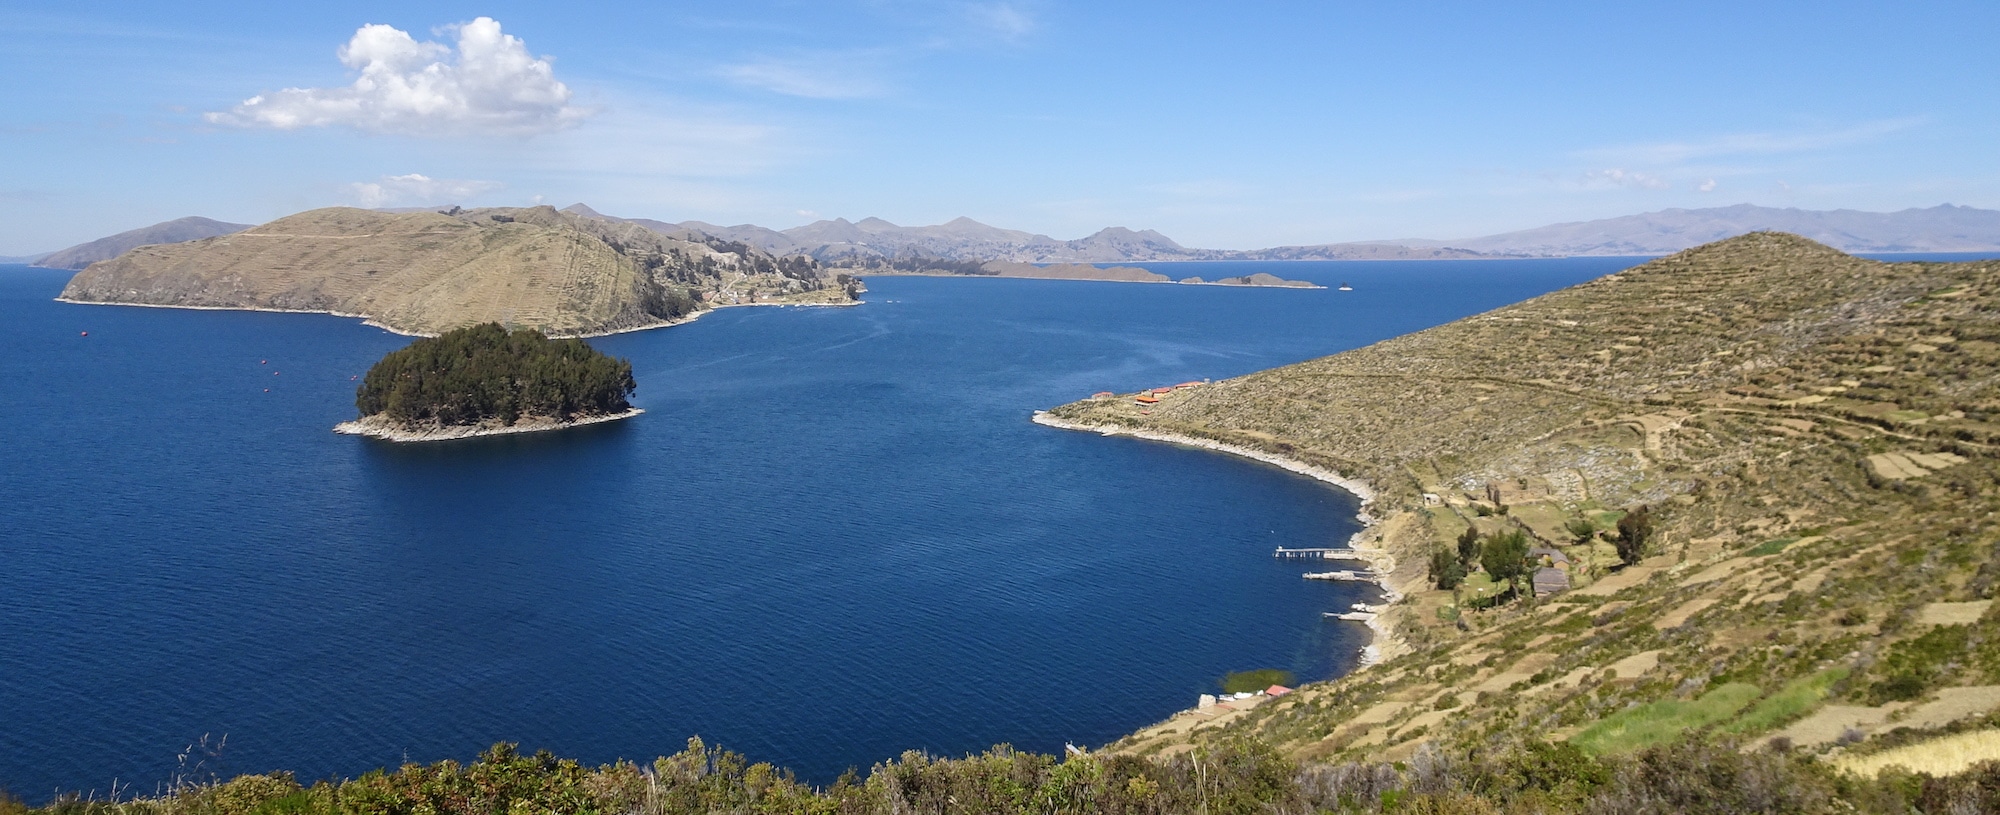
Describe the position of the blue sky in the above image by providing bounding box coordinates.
[2,1,1995,253]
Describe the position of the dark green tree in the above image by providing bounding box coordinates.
[356,323,636,428]
[1565,518,1597,545]
[1616,505,1655,566]
[1481,529,1532,599]
[1456,525,1481,567]
[1429,547,1466,590]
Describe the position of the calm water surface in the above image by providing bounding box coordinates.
[0,258,1637,799]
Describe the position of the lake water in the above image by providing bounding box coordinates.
[0,257,1643,799]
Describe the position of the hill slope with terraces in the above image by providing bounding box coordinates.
[1048,232,2000,770]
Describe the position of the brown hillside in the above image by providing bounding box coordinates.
[1048,232,2000,766]
[59,206,850,337]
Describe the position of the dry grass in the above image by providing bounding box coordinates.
[1072,234,2000,764]
[59,205,852,336]
[1838,729,2000,777]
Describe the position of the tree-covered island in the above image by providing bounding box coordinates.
[335,323,639,442]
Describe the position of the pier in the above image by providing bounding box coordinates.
[1303,570,1376,582]
[1273,547,1370,560]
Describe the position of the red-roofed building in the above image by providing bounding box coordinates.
[1175,381,1205,389]
[1266,685,1292,696]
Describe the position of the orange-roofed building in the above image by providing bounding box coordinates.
[1174,381,1205,389]
[1151,387,1175,395]
[1091,391,1114,398]
[1135,394,1160,404]
[1266,685,1292,697]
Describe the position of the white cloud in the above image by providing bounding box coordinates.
[1579,118,1922,165]
[1698,178,1718,193]
[1584,169,1670,190]
[348,173,502,207]
[207,18,587,136]
[719,52,888,99]
[965,3,1036,41]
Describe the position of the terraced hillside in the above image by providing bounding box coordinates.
[1048,233,2000,770]
[58,206,852,337]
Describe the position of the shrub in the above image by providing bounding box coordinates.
[1866,625,1971,704]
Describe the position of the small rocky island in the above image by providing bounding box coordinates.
[336,323,639,442]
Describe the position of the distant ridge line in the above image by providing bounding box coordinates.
[28,203,2000,271]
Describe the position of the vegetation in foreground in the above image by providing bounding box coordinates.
[14,736,2000,815]
[356,323,635,429]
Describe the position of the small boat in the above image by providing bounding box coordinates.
[1337,282,1354,291]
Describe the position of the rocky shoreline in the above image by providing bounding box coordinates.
[1029,411,1406,667]
[333,409,643,442]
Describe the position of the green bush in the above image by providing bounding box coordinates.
[1866,625,1970,704]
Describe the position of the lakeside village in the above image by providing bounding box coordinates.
[1088,379,1583,607]
[1083,378,1611,729]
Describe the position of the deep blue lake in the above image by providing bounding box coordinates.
[0,257,1650,800]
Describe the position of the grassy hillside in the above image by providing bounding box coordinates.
[58,206,852,337]
[1047,232,2000,770]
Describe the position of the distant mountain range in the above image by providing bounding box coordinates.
[560,204,1198,263]
[27,203,2000,272]
[560,203,2000,263]
[34,216,251,270]
[1393,203,2000,256]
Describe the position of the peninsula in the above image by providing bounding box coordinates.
[1043,232,2000,779]
[56,205,856,338]
[849,259,1322,287]
[335,323,638,442]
